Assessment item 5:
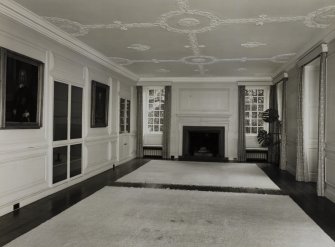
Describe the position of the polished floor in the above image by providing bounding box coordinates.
[0,159,334,246]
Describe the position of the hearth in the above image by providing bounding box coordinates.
[180,126,226,161]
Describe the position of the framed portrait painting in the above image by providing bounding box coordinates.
[91,80,109,128]
[0,48,44,129]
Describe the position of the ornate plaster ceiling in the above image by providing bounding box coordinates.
[13,0,335,78]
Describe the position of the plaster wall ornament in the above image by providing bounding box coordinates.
[241,42,267,48]
[127,44,151,51]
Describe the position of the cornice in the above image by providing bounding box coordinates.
[237,81,273,86]
[272,26,335,76]
[0,0,139,82]
[138,76,272,84]
[273,72,288,84]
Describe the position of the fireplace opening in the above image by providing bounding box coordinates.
[181,126,226,162]
[189,132,219,157]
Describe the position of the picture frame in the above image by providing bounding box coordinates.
[91,80,109,128]
[0,48,44,129]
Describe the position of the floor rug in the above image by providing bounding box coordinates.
[4,187,334,247]
[117,160,280,190]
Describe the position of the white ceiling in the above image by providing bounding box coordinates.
[13,0,335,78]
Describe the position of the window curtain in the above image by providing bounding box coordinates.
[268,85,280,164]
[317,52,327,196]
[162,86,172,159]
[296,69,309,181]
[279,79,288,170]
[237,85,246,162]
[136,86,144,158]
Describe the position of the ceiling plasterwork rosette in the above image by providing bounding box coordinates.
[44,6,335,36]
[157,10,221,34]
[42,0,334,76]
[304,6,335,28]
[109,53,296,66]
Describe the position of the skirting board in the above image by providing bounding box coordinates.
[0,156,134,217]
[118,155,136,166]
[325,183,335,204]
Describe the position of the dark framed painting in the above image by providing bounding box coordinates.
[0,48,44,129]
[91,80,109,128]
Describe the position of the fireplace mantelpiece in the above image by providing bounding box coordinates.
[180,126,226,162]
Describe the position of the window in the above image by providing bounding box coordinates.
[245,88,266,135]
[119,98,131,133]
[147,88,165,133]
[53,81,83,184]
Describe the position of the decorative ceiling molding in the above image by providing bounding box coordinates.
[109,53,296,66]
[0,0,139,81]
[127,44,151,51]
[139,76,273,83]
[241,42,267,48]
[273,27,335,77]
[304,6,335,28]
[44,6,335,36]
[273,72,289,84]
[157,68,170,73]
[43,17,88,37]
[42,0,335,77]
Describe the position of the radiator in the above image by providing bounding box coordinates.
[246,150,268,161]
[143,146,163,158]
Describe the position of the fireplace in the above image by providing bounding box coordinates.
[180,126,226,161]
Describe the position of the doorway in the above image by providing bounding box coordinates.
[302,57,320,182]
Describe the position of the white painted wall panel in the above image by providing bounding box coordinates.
[325,40,335,203]
[0,12,137,215]
[285,67,299,175]
[326,157,335,188]
[0,153,47,204]
[86,141,110,169]
[170,83,238,160]
[179,88,230,113]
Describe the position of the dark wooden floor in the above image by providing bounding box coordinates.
[258,163,335,241]
[0,159,149,246]
[0,159,334,246]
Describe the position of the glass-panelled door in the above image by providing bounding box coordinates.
[52,81,83,184]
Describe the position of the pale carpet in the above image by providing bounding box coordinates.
[118,160,280,190]
[5,187,335,247]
